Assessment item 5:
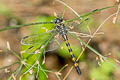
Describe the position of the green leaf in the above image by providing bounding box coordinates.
[100,59,115,74]
[38,70,47,80]
[20,16,55,80]
[90,68,109,80]
[20,73,35,80]
[29,16,55,34]
[90,59,115,80]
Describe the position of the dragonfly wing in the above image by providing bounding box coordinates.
[25,38,51,54]
[21,29,58,54]
[21,30,55,45]
[45,34,64,52]
[45,38,60,52]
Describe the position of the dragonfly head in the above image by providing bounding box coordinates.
[53,17,63,24]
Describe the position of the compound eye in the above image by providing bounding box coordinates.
[53,19,57,23]
[59,17,63,22]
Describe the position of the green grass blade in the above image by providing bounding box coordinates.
[0,61,19,70]
[8,50,22,60]
[64,6,115,23]
[8,64,23,80]
[0,22,54,32]
[68,31,106,59]
[62,6,66,18]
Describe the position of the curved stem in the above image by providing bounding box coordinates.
[0,61,19,70]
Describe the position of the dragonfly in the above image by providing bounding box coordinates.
[19,5,111,75]
[21,16,83,75]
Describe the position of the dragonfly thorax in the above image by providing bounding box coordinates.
[53,17,63,24]
[56,24,67,35]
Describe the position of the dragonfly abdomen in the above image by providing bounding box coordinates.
[62,34,81,75]
[55,21,81,75]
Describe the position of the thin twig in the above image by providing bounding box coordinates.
[113,4,120,24]
[8,49,21,60]
[0,61,19,70]
[58,64,68,72]
[22,61,37,75]
[55,0,81,18]
[63,66,74,80]
[93,13,116,36]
